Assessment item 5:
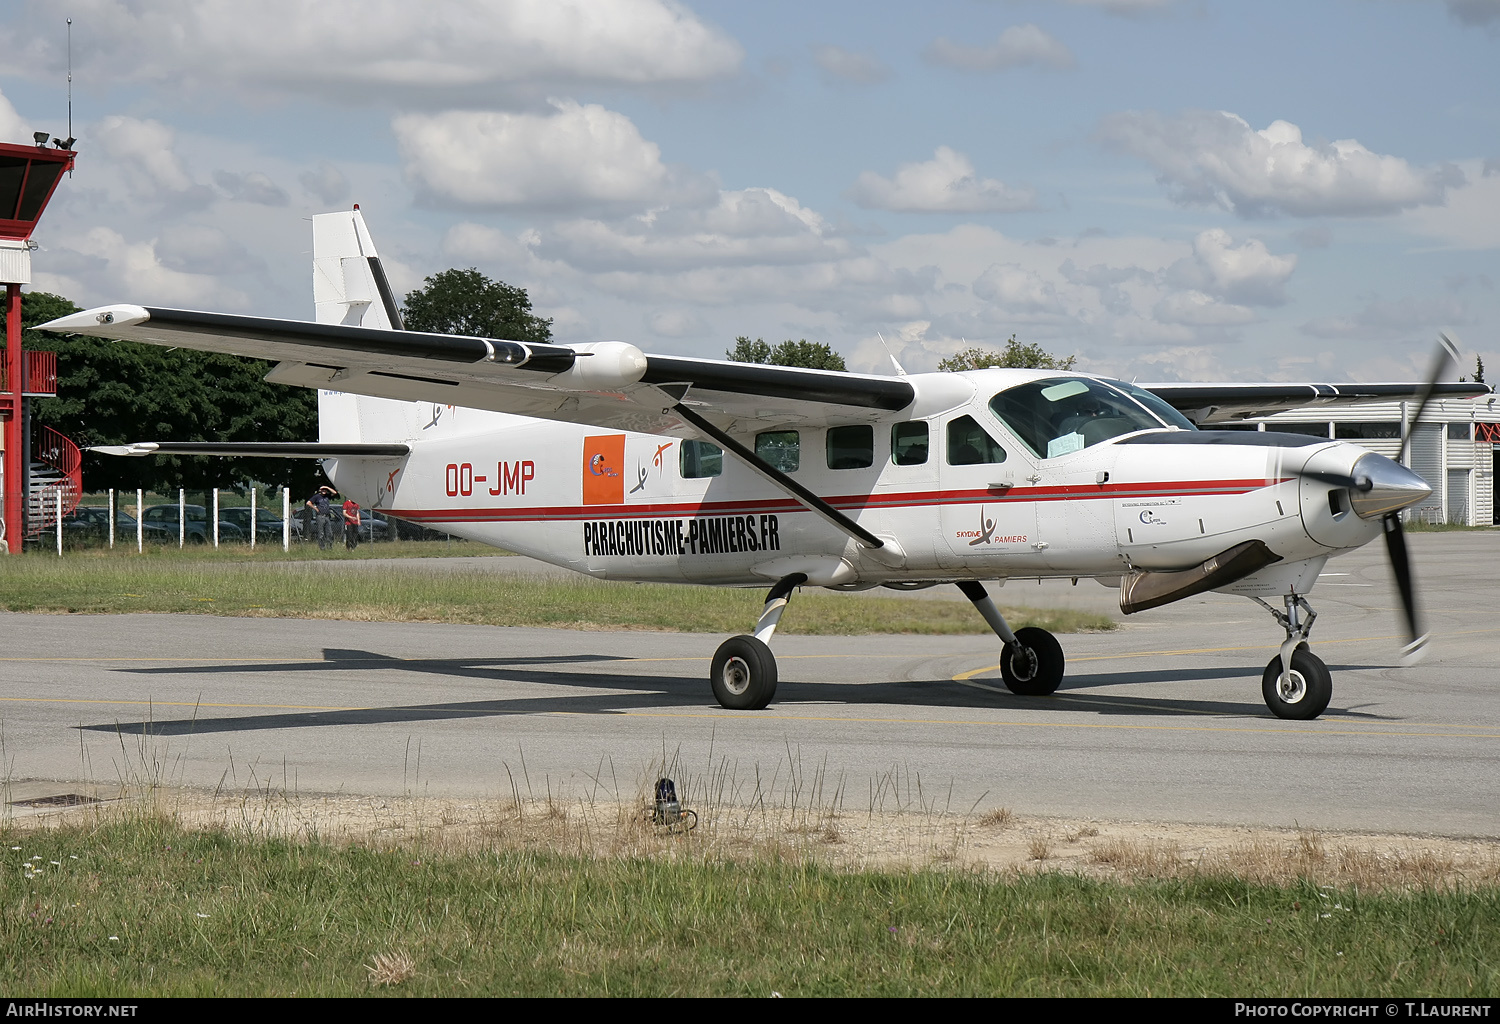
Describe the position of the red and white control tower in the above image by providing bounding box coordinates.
[1,136,75,553]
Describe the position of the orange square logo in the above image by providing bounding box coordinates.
[582,434,625,506]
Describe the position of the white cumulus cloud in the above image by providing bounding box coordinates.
[538,188,850,272]
[214,170,289,207]
[299,161,351,206]
[924,24,1075,72]
[1166,229,1298,306]
[1152,290,1256,326]
[972,263,1065,313]
[394,101,707,211]
[1447,0,1500,28]
[1301,293,1468,340]
[1099,109,1465,218]
[92,116,215,209]
[42,226,248,309]
[1061,0,1180,15]
[1401,159,1500,250]
[813,45,892,85]
[848,147,1038,213]
[0,88,28,142]
[0,0,742,103]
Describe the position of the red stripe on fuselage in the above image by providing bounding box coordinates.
[384,477,1288,525]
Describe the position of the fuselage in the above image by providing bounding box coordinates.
[319,368,1415,597]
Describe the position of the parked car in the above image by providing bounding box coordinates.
[62,506,174,542]
[218,506,289,542]
[356,509,391,541]
[139,504,246,544]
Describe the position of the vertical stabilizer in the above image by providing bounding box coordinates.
[311,208,415,444]
[312,208,404,330]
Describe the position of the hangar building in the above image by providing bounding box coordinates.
[1222,396,1500,526]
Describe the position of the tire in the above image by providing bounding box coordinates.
[1261,649,1332,720]
[710,635,778,710]
[999,626,1065,696]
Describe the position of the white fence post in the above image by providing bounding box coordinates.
[179,488,185,548]
[55,488,62,556]
[108,488,115,549]
[136,488,143,553]
[212,488,219,547]
[250,486,257,550]
[282,487,290,551]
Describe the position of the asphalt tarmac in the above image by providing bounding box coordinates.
[1,532,1496,836]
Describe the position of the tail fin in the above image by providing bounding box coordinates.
[312,207,404,330]
[310,208,419,444]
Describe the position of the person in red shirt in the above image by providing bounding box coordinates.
[342,497,361,550]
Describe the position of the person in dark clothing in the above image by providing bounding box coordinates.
[306,486,336,550]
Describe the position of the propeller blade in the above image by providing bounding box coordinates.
[1298,469,1372,491]
[1396,333,1460,466]
[1381,511,1428,659]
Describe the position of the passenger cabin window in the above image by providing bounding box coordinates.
[680,440,723,478]
[988,376,1183,459]
[946,416,1006,465]
[826,425,874,470]
[755,430,800,472]
[891,421,928,466]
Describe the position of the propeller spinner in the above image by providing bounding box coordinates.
[1299,335,1459,657]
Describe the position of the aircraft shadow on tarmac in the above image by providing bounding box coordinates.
[77,647,1388,737]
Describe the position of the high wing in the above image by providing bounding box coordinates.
[37,304,916,441]
[38,305,1490,434]
[1143,381,1490,424]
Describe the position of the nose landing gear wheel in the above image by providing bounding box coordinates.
[711,635,778,710]
[1261,648,1332,720]
[999,626,1065,696]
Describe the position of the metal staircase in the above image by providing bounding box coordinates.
[23,425,82,538]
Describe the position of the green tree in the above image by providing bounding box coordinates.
[401,268,552,342]
[22,291,322,495]
[726,336,847,371]
[937,335,1076,373]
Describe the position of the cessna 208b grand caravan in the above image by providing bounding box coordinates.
[40,209,1489,720]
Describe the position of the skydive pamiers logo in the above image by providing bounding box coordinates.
[582,434,625,505]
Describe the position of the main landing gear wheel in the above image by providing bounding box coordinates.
[711,635,778,710]
[999,626,1065,696]
[1261,648,1332,720]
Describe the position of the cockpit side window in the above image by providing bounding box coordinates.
[946,415,1006,465]
[1104,380,1199,432]
[989,377,1177,459]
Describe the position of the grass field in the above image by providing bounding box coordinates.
[1,811,1495,997]
[0,554,1115,635]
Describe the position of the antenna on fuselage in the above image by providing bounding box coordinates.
[877,332,907,376]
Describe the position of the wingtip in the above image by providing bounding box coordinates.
[36,304,151,334]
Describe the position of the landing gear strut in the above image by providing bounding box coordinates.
[957,581,1065,696]
[1251,592,1332,720]
[709,573,806,710]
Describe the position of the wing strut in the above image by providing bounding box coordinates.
[672,403,884,551]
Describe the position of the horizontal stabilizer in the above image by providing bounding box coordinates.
[87,442,410,459]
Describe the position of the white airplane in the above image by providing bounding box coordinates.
[40,209,1488,721]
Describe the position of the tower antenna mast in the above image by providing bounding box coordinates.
[67,18,73,141]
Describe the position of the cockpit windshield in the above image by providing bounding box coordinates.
[988,376,1195,459]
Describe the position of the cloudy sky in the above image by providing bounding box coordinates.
[2,0,1498,382]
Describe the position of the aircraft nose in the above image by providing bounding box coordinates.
[1349,452,1433,519]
